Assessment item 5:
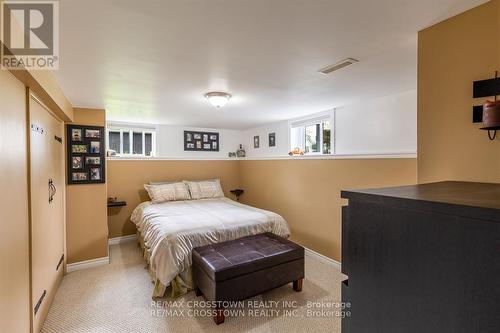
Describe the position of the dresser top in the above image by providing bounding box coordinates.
[342,181,500,221]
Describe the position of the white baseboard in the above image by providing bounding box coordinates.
[108,234,137,246]
[304,247,342,271]
[66,256,110,273]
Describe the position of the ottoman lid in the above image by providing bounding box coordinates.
[192,233,304,282]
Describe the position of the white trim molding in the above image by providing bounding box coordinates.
[107,152,416,162]
[66,256,110,273]
[304,247,342,271]
[108,234,138,246]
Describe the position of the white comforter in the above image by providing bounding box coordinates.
[130,197,290,285]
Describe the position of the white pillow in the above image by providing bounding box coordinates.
[185,179,224,200]
[144,182,191,203]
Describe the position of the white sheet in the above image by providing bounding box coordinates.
[131,197,290,285]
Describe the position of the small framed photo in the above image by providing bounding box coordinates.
[212,141,218,150]
[72,172,88,181]
[90,141,100,154]
[90,168,101,181]
[203,134,209,142]
[193,133,201,140]
[210,134,217,140]
[72,156,83,169]
[254,136,260,149]
[86,156,100,165]
[269,132,276,147]
[186,132,193,142]
[186,143,195,149]
[196,141,202,149]
[85,129,100,139]
[203,143,211,150]
[72,128,82,141]
[72,144,87,153]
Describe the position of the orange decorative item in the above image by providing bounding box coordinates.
[288,147,305,156]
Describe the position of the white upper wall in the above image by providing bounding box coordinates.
[156,125,241,159]
[240,90,417,158]
[241,121,290,157]
[111,90,417,159]
[334,90,417,155]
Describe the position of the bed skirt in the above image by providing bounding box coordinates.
[137,231,193,298]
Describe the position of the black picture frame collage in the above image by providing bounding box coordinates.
[67,125,106,184]
[184,131,219,152]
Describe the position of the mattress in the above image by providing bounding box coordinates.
[130,197,290,286]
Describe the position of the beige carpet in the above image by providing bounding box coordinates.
[42,241,344,333]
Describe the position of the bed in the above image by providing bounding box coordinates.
[130,197,290,298]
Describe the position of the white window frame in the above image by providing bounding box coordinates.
[106,124,156,157]
[290,113,333,155]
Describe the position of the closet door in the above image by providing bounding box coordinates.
[29,94,65,333]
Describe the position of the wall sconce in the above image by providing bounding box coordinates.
[480,100,500,140]
[473,71,500,140]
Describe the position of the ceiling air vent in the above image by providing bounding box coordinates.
[319,58,359,75]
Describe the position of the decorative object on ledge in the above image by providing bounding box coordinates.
[66,125,106,184]
[184,131,219,152]
[472,71,500,140]
[230,189,244,201]
[289,147,305,156]
[228,152,237,158]
[236,144,246,157]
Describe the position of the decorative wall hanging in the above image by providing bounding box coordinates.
[254,136,260,148]
[269,132,276,147]
[184,131,219,151]
[472,71,500,140]
[67,125,106,184]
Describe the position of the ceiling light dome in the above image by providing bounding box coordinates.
[205,92,231,108]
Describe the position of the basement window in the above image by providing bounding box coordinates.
[290,115,332,155]
[107,125,156,157]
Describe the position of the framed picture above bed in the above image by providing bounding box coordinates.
[66,124,106,185]
[184,130,219,152]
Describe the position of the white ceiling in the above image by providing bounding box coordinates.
[55,0,487,129]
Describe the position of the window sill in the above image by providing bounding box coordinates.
[106,152,416,162]
[239,153,416,160]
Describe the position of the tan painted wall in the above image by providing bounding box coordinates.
[11,69,73,122]
[239,159,417,261]
[418,0,500,183]
[107,160,241,238]
[66,108,109,264]
[0,71,31,332]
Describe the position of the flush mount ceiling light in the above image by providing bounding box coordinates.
[205,92,232,108]
[319,58,359,75]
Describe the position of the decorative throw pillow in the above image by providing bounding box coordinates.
[184,179,224,200]
[144,182,191,203]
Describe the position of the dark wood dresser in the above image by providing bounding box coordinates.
[341,181,500,333]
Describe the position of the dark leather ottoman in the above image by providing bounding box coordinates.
[192,232,305,325]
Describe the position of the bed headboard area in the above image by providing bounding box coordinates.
[107,159,241,238]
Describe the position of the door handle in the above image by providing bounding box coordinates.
[48,179,56,203]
